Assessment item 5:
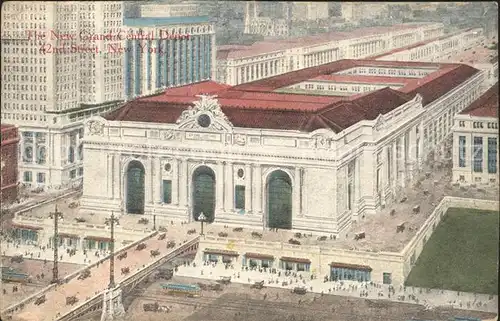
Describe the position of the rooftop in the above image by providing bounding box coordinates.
[460,82,499,118]
[217,23,432,60]
[106,59,479,133]
[123,16,211,27]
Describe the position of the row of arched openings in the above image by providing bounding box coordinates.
[125,162,293,229]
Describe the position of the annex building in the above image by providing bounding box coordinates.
[81,59,484,236]
[453,82,499,186]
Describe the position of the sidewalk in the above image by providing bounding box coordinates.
[175,259,498,314]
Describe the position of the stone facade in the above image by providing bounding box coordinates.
[1,124,19,204]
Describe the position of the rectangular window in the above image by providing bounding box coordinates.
[383,272,392,285]
[24,171,32,182]
[473,136,483,172]
[163,180,172,204]
[488,137,497,174]
[235,185,245,210]
[37,172,45,183]
[459,136,466,167]
[78,167,83,176]
[70,169,76,179]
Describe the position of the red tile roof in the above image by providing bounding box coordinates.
[105,59,479,133]
[460,83,499,118]
[220,23,431,59]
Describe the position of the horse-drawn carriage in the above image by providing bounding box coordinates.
[158,233,166,240]
[292,287,307,295]
[66,296,78,306]
[166,241,176,249]
[34,295,46,305]
[150,249,160,258]
[117,252,127,260]
[121,267,130,275]
[136,243,147,251]
[78,269,91,280]
[250,280,265,289]
[216,276,231,285]
[11,255,23,263]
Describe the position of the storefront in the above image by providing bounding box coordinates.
[279,257,311,272]
[329,262,372,282]
[84,236,112,250]
[58,233,81,248]
[242,253,275,268]
[11,223,41,244]
[202,248,239,263]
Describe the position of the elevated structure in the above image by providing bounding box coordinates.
[2,233,199,321]
[217,22,444,85]
[80,59,483,236]
[453,83,499,186]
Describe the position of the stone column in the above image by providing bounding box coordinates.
[172,158,179,205]
[400,136,407,188]
[153,157,162,204]
[113,154,120,200]
[392,141,398,195]
[253,164,262,214]
[245,164,252,213]
[293,167,301,218]
[353,158,361,215]
[216,161,224,212]
[224,162,234,212]
[179,158,188,207]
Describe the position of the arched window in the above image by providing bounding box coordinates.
[68,146,75,163]
[37,146,46,164]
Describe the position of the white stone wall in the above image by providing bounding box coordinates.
[452,114,499,185]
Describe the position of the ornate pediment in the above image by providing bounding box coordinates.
[176,95,233,132]
[85,117,107,136]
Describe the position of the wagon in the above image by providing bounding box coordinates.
[66,296,78,306]
[121,267,130,275]
[11,255,23,263]
[78,269,91,280]
[117,252,128,260]
[34,295,46,305]
[292,287,307,295]
[166,241,176,249]
[136,243,147,251]
[150,249,160,258]
[158,233,166,240]
[250,280,265,289]
[216,276,231,285]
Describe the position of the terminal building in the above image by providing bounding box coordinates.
[81,58,484,235]
[452,83,499,186]
[122,17,216,100]
[216,23,444,85]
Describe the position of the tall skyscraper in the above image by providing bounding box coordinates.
[1,1,124,189]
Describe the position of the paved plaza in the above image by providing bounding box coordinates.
[174,260,498,314]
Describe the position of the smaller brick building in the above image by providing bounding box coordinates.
[1,124,20,204]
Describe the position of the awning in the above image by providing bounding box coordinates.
[84,236,112,242]
[245,253,275,260]
[203,248,239,257]
[58,233,80,239]
[11,223,43,231]
[280,256,311,264]
[329,262,373,272]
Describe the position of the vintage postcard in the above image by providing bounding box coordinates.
[0,1,498,321]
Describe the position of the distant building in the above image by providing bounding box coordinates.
[217,23,444,85]
[140,3,199,18]
[1,124,19,204]
[291,2,329,21]
[341,2,387,22]
[123,17,216,100]
[244,1,289,37]
[453,83,499,186]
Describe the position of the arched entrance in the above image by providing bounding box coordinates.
[266,170,292,230]
[126,160,145,214]
[192,166,216,223]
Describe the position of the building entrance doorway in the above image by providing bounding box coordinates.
[266,170,292,230]
[192,166,216,223]
[126,160,145,214]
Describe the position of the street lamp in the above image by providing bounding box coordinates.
[198,212,207,236]
[49,205,63,284]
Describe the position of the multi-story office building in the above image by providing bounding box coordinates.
[0,1,124,190]
[453,83,499,186]
[123,16,215,100]
[216,23,444,85]
[1,124,20,204]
